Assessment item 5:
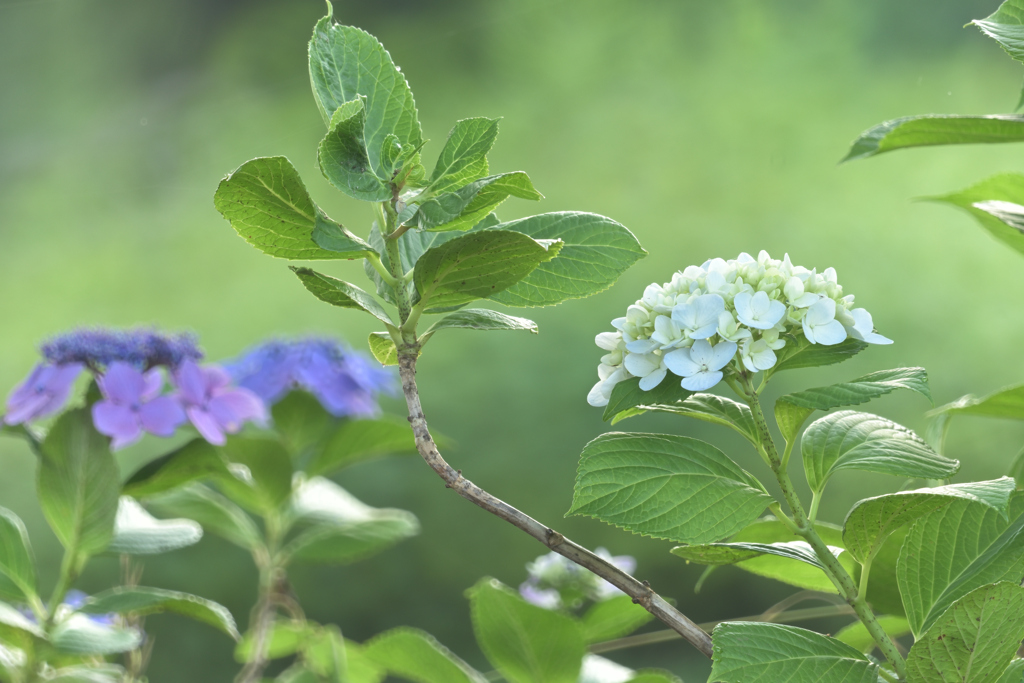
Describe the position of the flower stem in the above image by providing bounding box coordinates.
[236,514,285,683]
[739,375,906,680]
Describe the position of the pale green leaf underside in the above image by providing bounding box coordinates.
[81,586,239,639]
[469,579,585,683]
[362,627,487,683]
[51,615,143,655]
[843,115,1024,162]
[974,0,1024,64]
[215,156,368,260]
[489,212,646,308]
[801,410,958,494]
[106,497,203,555]
[568,432,772,544]
[930,382,1024,421]
[416,172,541,232]
[423,308,538,339]
[291,267,394,326]
[898,496,1024,636]
[671,540,842,574]
[146,484,263,552]
[602,377,692,424]
[368,332,399,367]
[906,582,1024,683]
[710,622,878,683]
[775,367,931,445]
[638,393,758,446]
[842,478,1016,563]
[765,337,867,379]
[927,173,1024,257]
[995,659,1024,683]
[0,507,35,600]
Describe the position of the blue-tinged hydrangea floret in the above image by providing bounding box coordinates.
[588,251,893,406]
[225,338,396,417]
[41,328,203,370]
[518,548,636,610]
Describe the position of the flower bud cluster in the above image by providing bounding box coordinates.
[588,251,892,406]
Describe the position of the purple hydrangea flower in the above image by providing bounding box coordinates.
[91,362,187,450]
[518,548,637,610]
[173,361,267,446]
[4,363,84,425]
[41,328,202,370]
[224,338,395,417]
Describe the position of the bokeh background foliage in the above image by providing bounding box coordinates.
[3,0,1024,679]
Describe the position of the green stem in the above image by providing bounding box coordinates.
[367,252,398,288]
[44,549,79,628]
[808,490,822,523]
[780,436,795,470]
[739,375,907,680]
[858,555,873,602]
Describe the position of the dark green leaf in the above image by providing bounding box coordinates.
[488,212,646,308]
[973,0,1024,64]
[427,117,500,194]
[833,616,910,655]
[764,336,867,380]
[774,367,931,445]
[898,496,1024,636]
[637,394,757,446]
[107,497,202,555]
[469,578,585,683]
[601,377,692,424]
[568,432,772,544]
[216,436,294,515]
[38,409,120,557]
[843,478,1016,563]
[906,582,1024,683]
[81,586,239,639]
[802,410,958,495]
[413,229,561,311]
[317,97,391,201]
[51,616,142,655]
[146,484,263,551]
[363,627,487,683]
[308,7,422,174]
[415,172,542,232]
[843,115,1024,162]
[306,416,415,477]
[291,267,395,326]
[579,596,654,643]
[123,438,228,498]
[0,507,35,601]
[214,156,371,260]
[368,332,399,367]
[422,309,538,340]
[927,173,1024,257]
[710,622,878,683]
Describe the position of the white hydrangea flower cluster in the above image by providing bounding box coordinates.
[588,251,892,407]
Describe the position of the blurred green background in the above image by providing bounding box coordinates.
[3,0,1024,679]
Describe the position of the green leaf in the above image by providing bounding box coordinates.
[0,641,24,676]
[413,229,561,311]
[1010,446,1024,489]
[843,478,1016,563]
[866,527,909,618]
[801,410,958,495]
[906,582,1024,683]
[469,578,585,683]
[487,212,646,308]
[636,394,758,446]
[368,331,399,366]
[927,174,1024,257]
[281,478,419,565]
[764,336,867,380]
[146,484,262,551]
[106,497,202,555]
[579,596,654,643]
[415,172,542,232]
[568,432,772,544]
[689,519,852,594]
[0,602,43,638]
[0,507,35,601]
[774,367,931,445]
[235,619,314,662]
[710,622,878,683]
[422,308,538,340]
[216,436,294,515]
[426,117,500,194]
[311,214,378,258]
[214,156,371,261]
[973,0,1024,65]
[38,409,120,557]
[601,377,692,424]
[308,8,422,172]
[317,97,391,202]
[51,615,142,655]
[671,540,844,583]
[80,586,239,639]
[271,391,335,458]
[930,383,1024,421]
[996,659,1024,683]
[291,267,395,326]
[123,438,228,498]
[898,496,1024,636]
[834,616,910,655]
[362,627,487,683]
[46,666,125,683]
[843,115,1024,162]
[306,415,416,477]
[398,213,500,271]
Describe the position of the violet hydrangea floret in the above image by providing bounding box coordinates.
[173,361,267,447]
[518,548,636,609]
[41,328,203,370]
[587,251,893,406]
[91,362,187,450]
[4,363,84,425]
[225,338,395,417]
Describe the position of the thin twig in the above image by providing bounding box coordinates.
[396,353,714,658]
